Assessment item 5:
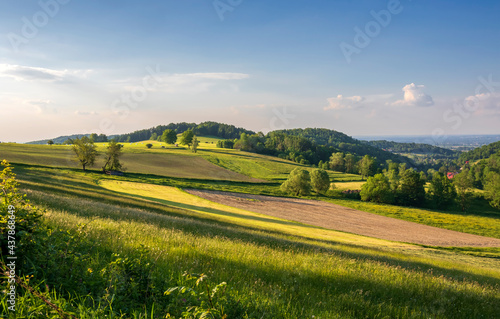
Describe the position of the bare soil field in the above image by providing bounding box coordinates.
[186,189,500,247]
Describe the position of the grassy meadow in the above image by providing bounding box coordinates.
[1,141,500,318]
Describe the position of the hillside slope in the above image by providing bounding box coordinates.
[273,128,413,164]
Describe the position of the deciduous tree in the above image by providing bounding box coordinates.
[311,169,330,194]
[360,173,393,203]
[453,168,474,212]
[280,168,311,196]
[180,130,194,148]
[162,129,177,144]
[102,140,124,172]
[71,136,98,171]
[428,172,457,209]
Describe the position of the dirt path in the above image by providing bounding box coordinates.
[185,189,500,247]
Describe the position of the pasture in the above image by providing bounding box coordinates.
[2,141,500,318]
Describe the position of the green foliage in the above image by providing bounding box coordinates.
[165,272,232,319]
[453,168,475,212]
[192,136,199,153]
[329,152,345,172]
[396,169,426,207]
[360,174,393,203]
[115,122,253,143]
[459,140,500,163]
[47,140,54,146]
[71,136,98,171]
[280,168,311,196]
[146,143,153,149]
[102,140,124,172]
[0,161,42,257]
[484,172,500,209]
[310,169,330,194]
[428,172,457,209]
[216,140,235,149]
[358,155,377,180]
[180,130,194,148]
[162,129,178,144]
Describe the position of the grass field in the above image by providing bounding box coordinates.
[2,142,500,317]
[4,163,499,318]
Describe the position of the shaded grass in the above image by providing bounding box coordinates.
[17,186,500,318]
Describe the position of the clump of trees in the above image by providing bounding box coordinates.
[216,140,235,149]
[280,168,331,196]
[162,129,177,144]
[71,137,124,173]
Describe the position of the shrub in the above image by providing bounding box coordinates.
[311,169,330,194]
[360,174,393,203]
[280,168,311,196]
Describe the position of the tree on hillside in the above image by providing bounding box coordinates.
[397,169,426,206]
[311,169,330,194]
[329,152,345,172]
[360,173,393,203]
[485,172,500,209]
[150,132,158,141]
[192,136,199,153]
[359,155,377,180]
[280,168,311,196]
[180,130,194,148]
[71,136,98,171]
[146,143,153,149]
[428,172,457,209]
[102,140,124,172]
[344,154,357,174]
[162,129,177,144]
[453,168,474,212]
[47,140,54,146]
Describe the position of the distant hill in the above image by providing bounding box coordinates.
[113,121,255,143]
[363,140,459,157]
[27,122,254,145]
[27,134,93,145]
[272,128,413,165]
[459,140,500,163]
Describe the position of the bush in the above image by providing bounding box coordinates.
[146,143,153,149]
[280,168,311,196]
[360,174,393,204]
[0,161,43,257]
[428,172,457,209]
[311,169,330,194]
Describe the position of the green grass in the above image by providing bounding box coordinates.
[4,165,499,318]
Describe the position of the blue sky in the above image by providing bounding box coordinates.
[1,0,499,142]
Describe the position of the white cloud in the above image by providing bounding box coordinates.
[0,64,92,83]
[324,95,365,110]
[393,83,434,107]
[463,92,500,115]
[24,99,58,114]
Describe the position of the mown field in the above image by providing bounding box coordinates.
[1,141,500,317]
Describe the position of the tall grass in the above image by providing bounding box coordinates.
[9,188,500,318]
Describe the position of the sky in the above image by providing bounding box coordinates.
[1,0,500,143]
